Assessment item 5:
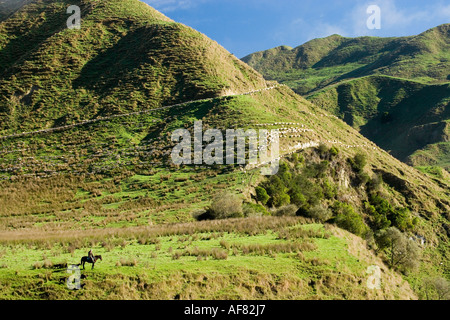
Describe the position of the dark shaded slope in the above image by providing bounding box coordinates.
[308,76,450,169]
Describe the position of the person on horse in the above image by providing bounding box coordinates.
[88,249,95,263]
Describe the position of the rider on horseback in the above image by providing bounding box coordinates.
[88,249,95,263]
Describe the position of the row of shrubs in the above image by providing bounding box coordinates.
[224,241,318,256]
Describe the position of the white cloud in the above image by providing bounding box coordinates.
[350,0,450,36]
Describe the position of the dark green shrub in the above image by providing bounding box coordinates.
[243,203,270,217]
[369,194,414,231]
[277,162,292,185]
[255,186,269,205]
[261,173,292,208]
[305,185,324,206]
[304,161,329,178]
[348,152,367,173]
[273,192,291,207]
[333,201,368,237]
[390,207,415,231]
[291,153,304,164]
[365,202,391,230]
[322,179,337,199]
[289,187,308,207]
[264,175,285,206]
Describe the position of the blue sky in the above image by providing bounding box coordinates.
[144,0,450,58]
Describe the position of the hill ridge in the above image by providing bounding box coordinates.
[242,23,450,95]
[0,85,280,141]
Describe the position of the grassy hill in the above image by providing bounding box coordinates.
[308,76,450,170]
[0,217,417,300]
[0,0,265,134]
[0,0,449,300]
[242,24,450,95]
[242,25,450,172]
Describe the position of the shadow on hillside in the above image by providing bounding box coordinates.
[358,82,450,161]
[0,4,68,77]
[73,24,222,108]
[73,26,156,93]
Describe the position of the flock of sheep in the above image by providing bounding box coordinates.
[0,84,379,180]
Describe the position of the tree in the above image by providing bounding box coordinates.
[422,277,450,300]
[333,202,368,237]
[255,186,269,205]
[375,227,421,272]
[348,152,367,173]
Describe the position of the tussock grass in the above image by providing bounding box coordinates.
[116,258,138,267]
[232,241,318,255]
[277,226,331,240]
[0,216,313,247]
[182,247,228,260]
[0,211,420,300]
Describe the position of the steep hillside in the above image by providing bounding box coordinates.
[0,0,265,134]
[242,24,450,95]
[0,0,448,300]
[0,0,32,21]
[242,25,450,172]
[308,76,450,170]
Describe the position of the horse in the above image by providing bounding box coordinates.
[80,255,102,270]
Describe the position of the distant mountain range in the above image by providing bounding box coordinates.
[242,24,450,94]
[242,24,450,171]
